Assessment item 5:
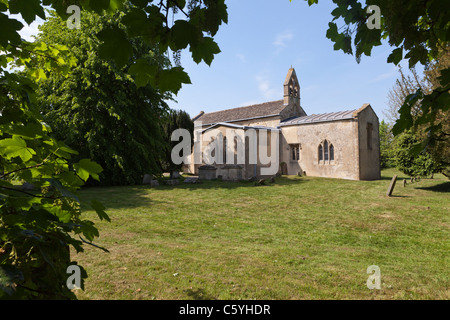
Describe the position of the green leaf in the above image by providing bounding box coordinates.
[170,20,199,51]
[97,26,133,68]
[79,220,99,242]
[121,7,149,38]
[0,136,36,162]
[73,159,103,182]
[43,204,72,223]
[0,12,23,47]
[8,0,45,25]
[90,199,110,222]
[87,0,110,14]
[157,67,192,94]
[0,265,24,297]
[46,178,80,202]
[387,47,403,65]
[189,36,221,65]
[128,59,157,88]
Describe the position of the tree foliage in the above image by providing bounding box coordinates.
[293,0,450,166]
[0,72,109,299]
[29,10,171,186]
[385,49,450,178]
[393,131,436,177]
[159,109,194,174]
[379,120,394,169]
[1,0,228,298]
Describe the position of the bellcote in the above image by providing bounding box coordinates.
[283,68,300,106]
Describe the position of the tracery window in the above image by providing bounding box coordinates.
[318,140,335,164]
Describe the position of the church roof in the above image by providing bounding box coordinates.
[194,100,285,125]
[280,109,357,126]
[201,122,280,133]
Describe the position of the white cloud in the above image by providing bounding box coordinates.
[256,75,280,100]
[236,53,246,63]
[371,68,397,83]
[272,30,294,53]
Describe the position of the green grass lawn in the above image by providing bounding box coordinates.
[73,169,449,300]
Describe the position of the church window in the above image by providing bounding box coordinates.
[319,140,335,164]
[223,136,227,164]
[290,144,300,161]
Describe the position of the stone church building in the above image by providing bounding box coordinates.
[185,68,381,181]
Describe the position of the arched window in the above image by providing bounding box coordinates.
[318,144,323,161]
[324,140,329,161]
[330,144,334,161]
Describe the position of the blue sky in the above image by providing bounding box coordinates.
[167,0,414,122]
[14,1,417,122]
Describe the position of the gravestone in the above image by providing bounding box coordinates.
[166,179,179,186]
[386,175,397,197]
[184,177,199,184]
[198,165,217,180]
[171,171,181,179]
[142,174,153,185]
[150,180,159,187]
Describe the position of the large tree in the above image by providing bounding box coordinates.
[1,0,228,298]
[30,9,171,186]
[159,109,194,174]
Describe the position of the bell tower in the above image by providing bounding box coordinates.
[283,67,300,106]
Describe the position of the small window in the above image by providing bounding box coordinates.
[324,140,329,161]
[290,144,300,161]
[223,136,227,164]
[330,144,334,161]
[318,144,323,161]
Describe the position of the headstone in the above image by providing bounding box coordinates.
[269,176,276,183]
[198,165,217,180]
[166,179,179,186]
[386,175,397,197]
[247,176,257,182]
[171,171,181,179]
[150,180,159,188]
[403,179,406,187]
[184,177,199,184]
[142,174,153,185]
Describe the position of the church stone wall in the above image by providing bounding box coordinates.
[230,116,280,128]
[280,119,360,180]
[357,106,381,180]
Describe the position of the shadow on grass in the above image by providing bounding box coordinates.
[78,176,308,210]
[388,195,411,198]
[416,182,450,193]
[156,175,308,191]
[184,288,216,300]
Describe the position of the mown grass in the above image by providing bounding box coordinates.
[72,169,449,300]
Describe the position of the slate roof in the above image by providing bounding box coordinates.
[201,122,281,133]
[194,100,285,125]
[280,109,357,126]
